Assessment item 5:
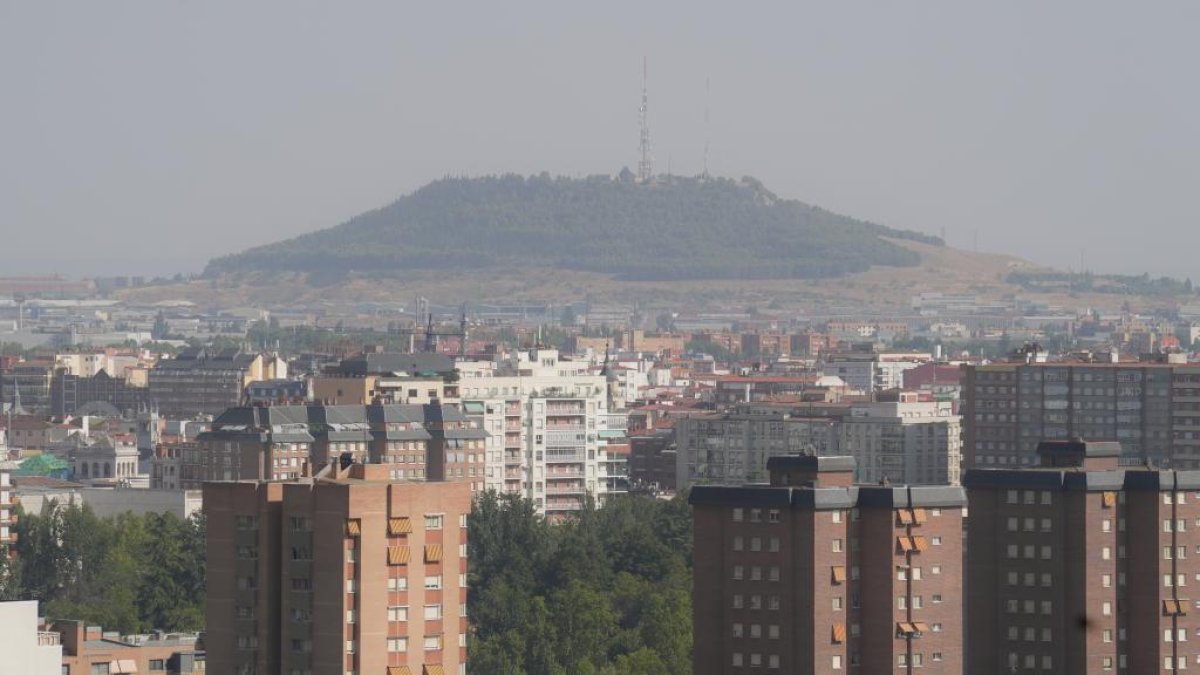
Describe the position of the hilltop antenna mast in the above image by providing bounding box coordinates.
[638,57,653,183]
[703,76,711,179]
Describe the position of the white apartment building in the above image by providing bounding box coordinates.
[1,461,15,551]
[0,601,62,674]
[823,351,932,392]
[458,348,620,517]
[839,394,962,485]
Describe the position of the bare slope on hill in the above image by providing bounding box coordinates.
[126,239,1151,314]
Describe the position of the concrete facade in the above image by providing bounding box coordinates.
[0,601,63,675]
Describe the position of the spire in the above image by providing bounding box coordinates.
[10,379,26,417]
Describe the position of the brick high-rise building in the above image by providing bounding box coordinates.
[690,455,965,675]
[961,358,1200,469]
[188,403,485,492]
[965,439,1200,674]
[205,463,470,675]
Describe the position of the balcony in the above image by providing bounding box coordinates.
[546,430,586,445]
[37,632,60,647]
[546,405,586,416]
[545,483,585,494]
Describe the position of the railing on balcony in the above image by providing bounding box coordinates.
[545,483,585,494]
[546,405,586,416]
[37,632,60,646]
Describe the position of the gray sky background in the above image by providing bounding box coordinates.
[3,2,1199,279]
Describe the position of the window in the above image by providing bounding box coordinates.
[750,509,762,523]
[750,537,762,552]
[388,576,408,591]
[346,610,356,624]
[732,508,744,522]
[769,537,780,552]
[832,510,843,523]
[733,565,744,580]
[388,637,407,652]
[733,536,744,551]
[732,623,743,638]
[768,509,781,523]
[425,575,443,590]
[424,635,442,650]
[425,604,442,620]
[149,661,165,672]
[388,606,408,621]
[832,655,842,670]
[732,654,743,667]
[425,514,444,530]
[832,539,843,553]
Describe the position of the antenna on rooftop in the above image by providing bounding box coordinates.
[637,57,653,184]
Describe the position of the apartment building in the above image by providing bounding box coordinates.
[961,359,1200,469]
[675,406,842,488]
[148,347,286,418]
[51,370,151,418]
[690,455,965,674]
[1,460,15,553]
[311,352,460,406]
[188,403,485,492]
[0,601,62,674]
[0,360,55,415]
[964,439,1200,673]
[458,348,616,516]
[629,425,677,493]
[204,465,470,675]
[56,620,204,675]
[840,394,962,485]
[823,351,932,393]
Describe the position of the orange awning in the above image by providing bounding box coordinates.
[388,545,411,565]
[425,544,443,563]
[389,517,413,535]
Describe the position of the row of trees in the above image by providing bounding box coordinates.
[0,491,696,672]
[0,504,206,634]
[468,491,693,674]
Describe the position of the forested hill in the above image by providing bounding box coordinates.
[205,174,943,282]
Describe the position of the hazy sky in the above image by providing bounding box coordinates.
[3,2,1199,279]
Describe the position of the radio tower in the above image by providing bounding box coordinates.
[637,57,653,183]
